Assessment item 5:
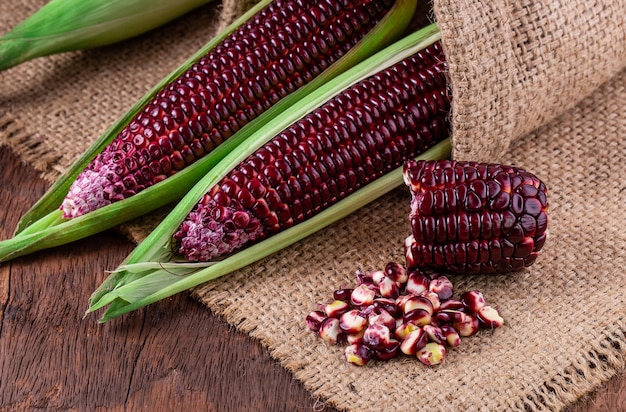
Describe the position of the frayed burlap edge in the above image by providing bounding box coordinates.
[526,322,626,410]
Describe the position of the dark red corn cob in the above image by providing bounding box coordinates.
[173,42,451,261]
[61,0,397,218]
[403,160,549,274]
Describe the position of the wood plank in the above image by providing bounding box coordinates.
[0,142,622,411]
[0,145,333,411]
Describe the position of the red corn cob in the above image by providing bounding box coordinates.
[173,42,451,261]
[61,0,397,218]
[403,159,549,274]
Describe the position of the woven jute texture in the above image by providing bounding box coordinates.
[435,0,626,162]
[2,0,626,411]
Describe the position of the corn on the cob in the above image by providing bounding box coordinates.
[403,160,549,273]
[0,0,214,71]
[0,0,416,263]
[86,25,451,322]
[173,42,450,261]
[62,0,398,219]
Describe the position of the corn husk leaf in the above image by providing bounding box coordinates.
[87,24,449,322]
[0,0,418,262]
[0,0,215,71]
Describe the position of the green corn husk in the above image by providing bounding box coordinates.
[87,23,451,323]
[0,0,418,262]
[0,0,216,71]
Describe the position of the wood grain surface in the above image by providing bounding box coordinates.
[0,144,623,411]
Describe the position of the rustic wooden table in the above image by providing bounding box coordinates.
[0,144,623,411]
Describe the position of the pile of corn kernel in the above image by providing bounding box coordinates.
[306,262,503,366]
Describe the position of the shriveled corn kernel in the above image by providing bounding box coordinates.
[173,42,450,261]
[61,0,397,218]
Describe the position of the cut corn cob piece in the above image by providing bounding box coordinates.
[0,0,416,262]
[0,0,214,71]
[403,160,549,273]
[174,41,450,261]
[86,24,451,322]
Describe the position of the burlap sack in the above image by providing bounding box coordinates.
[436,0,626,162]
[2,0,626,410]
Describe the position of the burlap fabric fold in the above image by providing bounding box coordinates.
[435,0,626,162]
[2,0,626,410]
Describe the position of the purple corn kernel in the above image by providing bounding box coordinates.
[416,342,446,366]
[339,309,368,334]
[428,275,454,300]
[476,305,504,329]
[345,343,373,366]
[363,323,392,351]
[460,290,487,313]
[319,317,344,344]
[306,310,327,332]
[405,269,431,295]
[400,328,428,355]
[350,284,377,307]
